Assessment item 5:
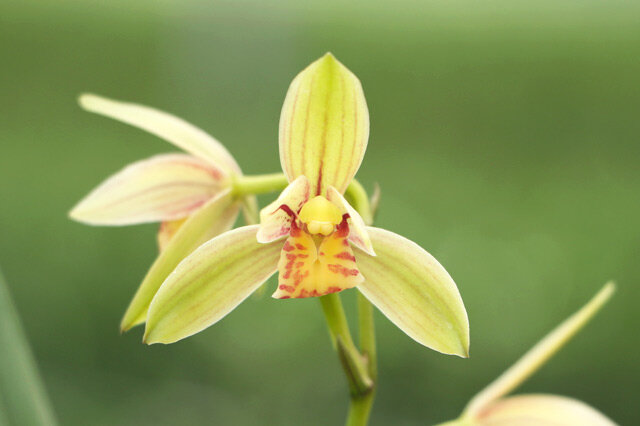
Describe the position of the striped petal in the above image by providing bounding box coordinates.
[79,94,241,175]
[144,226,282,344]
[121,190,239,331]
[327,186,375,255]
[70,153,223,225]
[474,395,616,426]
[354,227,469,357]
[257,175,310,243]
[279,53,369,196]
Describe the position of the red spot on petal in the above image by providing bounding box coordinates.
[327,286,341,294]
[335,215,350,238]
[327,264,360,277]
[290,224,302,237]
[283,241,295,252]
[295,243,306,250]
[293,270,309,287]
[335,252,356,262]
[279,284,295,293]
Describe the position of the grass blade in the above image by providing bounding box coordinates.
[0,269,56,425]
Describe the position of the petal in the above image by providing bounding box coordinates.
[273,221,363,299]
[354,227,469,357]
[144,226,282,344]
[327,186,375,255]
[257,175,310,243]
[157,218,187,252]
[120,190,239,331]
[70,153,223,225]
[476,395,616,426]
[279,53,369,196]
[79,94,241,175]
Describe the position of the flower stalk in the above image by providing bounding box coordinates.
[232,173,289,197]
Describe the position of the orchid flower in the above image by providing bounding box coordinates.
[440,282,617,426]
[143,53,470,360]
[70,94,256,329]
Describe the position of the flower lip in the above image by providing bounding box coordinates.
[273,213,362,299]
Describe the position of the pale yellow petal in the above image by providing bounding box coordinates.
[144,226,282,344]
[476,394,616,426]
[327,186,375,255]
[120,190,239,331]
[279,53,369,196]
[257,175,310,243]
[70,153,223,225]
[79,94,241,175]
[354,227,469,357]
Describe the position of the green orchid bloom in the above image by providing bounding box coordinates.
[142,53,470,359]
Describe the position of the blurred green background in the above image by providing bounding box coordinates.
[1,0,638,424]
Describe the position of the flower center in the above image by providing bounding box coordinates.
[298,196,342,236]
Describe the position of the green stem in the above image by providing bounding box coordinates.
[345,180,374,226]
[0,269,56,425]
[347,293,376,426]
[346,395,375,426]
[357,293,376,380]
[319,294,373,399]
[232,173,289,197]
[319,293,355,348]
[345,180,379,425]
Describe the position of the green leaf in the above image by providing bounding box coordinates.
[120,190,239,331]
[144,226,282,344]
[354,227,469,357]
[0,269,56,425]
